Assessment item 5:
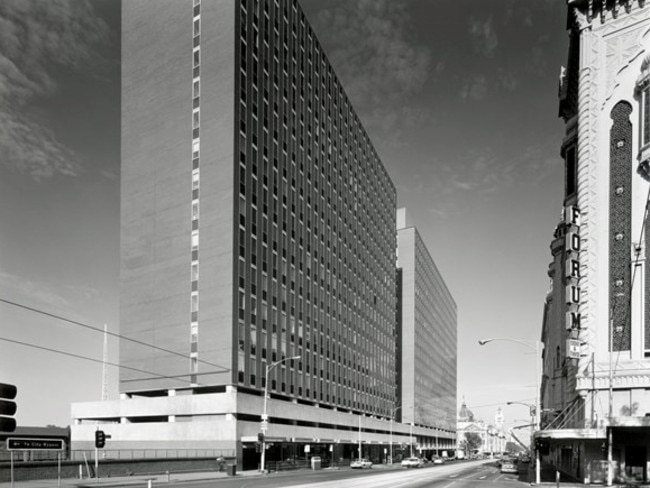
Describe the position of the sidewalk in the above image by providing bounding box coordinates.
[0,469,261,488]
[0,465,368,488]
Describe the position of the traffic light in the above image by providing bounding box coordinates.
[0,383,17,432]
[255,442,262,453]
[95,430,106,448]
[258,432,265,443]
[535,439,550,455]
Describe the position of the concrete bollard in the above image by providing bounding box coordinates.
[166,471,170,483]
[148,479,152,488]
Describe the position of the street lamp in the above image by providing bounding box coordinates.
[388,406,402,464]
[479,338,541,485]
[260,355,301,473]
[507,401,536,459]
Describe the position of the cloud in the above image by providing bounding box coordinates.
[309,0,433,146]
[469,15,498,58]
[0,0,109,181]
[0,270,99,314]
[460,74,488,101]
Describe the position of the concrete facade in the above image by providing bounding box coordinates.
[538,0,650,484]
[72,0,457,470]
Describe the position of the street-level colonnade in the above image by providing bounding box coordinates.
[71,386,456,470]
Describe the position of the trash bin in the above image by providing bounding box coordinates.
[311,456,322,470]
[226,464,236,476]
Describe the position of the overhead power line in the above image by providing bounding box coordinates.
[0,297,230,372]
[0,336,214,386]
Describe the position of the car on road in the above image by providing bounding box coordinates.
[401,457,424,468]
[350,458,373,469]
[432,456,445,464]
[500,460,519,474]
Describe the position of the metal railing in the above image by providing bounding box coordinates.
[0,449,234,463]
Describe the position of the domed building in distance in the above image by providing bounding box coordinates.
[456,401,507,458]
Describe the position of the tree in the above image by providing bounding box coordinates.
[505,441,523,454]
[464,432,483,454]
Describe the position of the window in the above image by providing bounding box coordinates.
[565,146,576,197]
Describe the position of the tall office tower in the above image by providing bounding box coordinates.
[72,0,455,469]
[538,0,650,483]
[396,208,457,451]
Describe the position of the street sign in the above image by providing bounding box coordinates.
[7,438,65,451]
[261,420,268,431]
[567,339,581,359]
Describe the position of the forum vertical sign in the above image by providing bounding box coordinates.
[565,205,582,359]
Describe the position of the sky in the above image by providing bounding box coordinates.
[0,0,568,429]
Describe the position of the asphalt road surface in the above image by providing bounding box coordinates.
[174,460,530,488]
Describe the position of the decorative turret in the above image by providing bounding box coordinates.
[568,0,646,24]
[458,400,474,422]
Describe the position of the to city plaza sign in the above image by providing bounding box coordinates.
[7,438,65,451]
[565,205,581,331]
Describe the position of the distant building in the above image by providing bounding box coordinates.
[71,0,456,469]
[456,402,506,457]
[396,208,457,454]
[538,0,650,484]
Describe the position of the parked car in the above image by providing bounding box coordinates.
[432,456,445,465]
[500,460,519,474]
[401,457,424,468]
[350,458,373,469]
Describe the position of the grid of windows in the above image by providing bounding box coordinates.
[190,0,201,385]
[411,229,456,430]
[234,0,397,418]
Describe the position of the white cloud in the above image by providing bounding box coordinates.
[460,74,488,101]
[469,15,498,58]
[0,0,108,180]
[309,0,433,146]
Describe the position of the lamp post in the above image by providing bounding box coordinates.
[260,355,300,473]
[389,406,402,464]
[507,401,536,460]
[479,338,541,485]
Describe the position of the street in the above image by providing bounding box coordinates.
[171,460,529,488]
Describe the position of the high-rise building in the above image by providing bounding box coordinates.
[71,0,456,469]
[538,0,650,483]
[396,209,457,439]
